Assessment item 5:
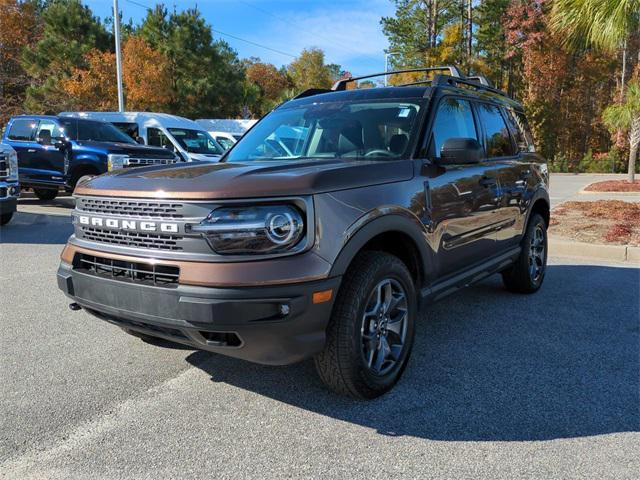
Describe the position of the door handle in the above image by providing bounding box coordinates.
[479,176,497,187]
[27,149,36,153]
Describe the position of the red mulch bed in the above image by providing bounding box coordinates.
[584,180,640,192]
[549,200,640,246]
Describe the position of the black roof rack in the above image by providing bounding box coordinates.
[331,66,463,91]
[466,75,492,87]
[433,75,507,96]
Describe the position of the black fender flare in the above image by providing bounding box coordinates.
[328,207,432,283]
[523,185,550,232]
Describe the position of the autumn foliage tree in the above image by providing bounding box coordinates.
[62,36,173,112]
[0,0,40,126]
[245,60,289,116]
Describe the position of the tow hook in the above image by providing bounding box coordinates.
[69,302,82,311]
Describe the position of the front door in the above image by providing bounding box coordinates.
[30,119,66,184]
[421,96,503,279]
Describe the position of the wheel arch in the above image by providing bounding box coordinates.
[329,212,431,289]
[526,189,550,229]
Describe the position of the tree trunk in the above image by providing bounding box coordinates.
[629,116,640,183]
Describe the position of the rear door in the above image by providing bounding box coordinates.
[4,118,39,184]
[474,102,526,250]
[422,96,503,278]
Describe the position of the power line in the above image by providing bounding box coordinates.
[124,0,296,59]
[211,29,296,59]
[235,0,383,66]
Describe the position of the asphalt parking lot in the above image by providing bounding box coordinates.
[1,194,639,479]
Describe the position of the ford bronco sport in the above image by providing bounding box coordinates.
[58,67,549,398]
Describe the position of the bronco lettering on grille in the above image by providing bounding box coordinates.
[77,215,179,233]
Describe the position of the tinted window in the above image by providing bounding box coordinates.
[148,127,174,151]
[476,103,515,157]
[168,128,223,155]
[113,122,139,140]
[77,120,135,144]
[8,119,37,141]
[225,100,423,163]
[430,98,477,158]
[505,109,535,152]
[59,118,78,140]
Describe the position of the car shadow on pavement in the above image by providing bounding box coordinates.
[0,212,73,245]
[187,264,640,442]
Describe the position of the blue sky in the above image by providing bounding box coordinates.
[84,0,395,74]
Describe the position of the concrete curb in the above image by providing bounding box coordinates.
[578,186,640,196]
[549,236,640,264]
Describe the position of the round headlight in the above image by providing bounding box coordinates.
[191,204,305,255]
[266,211,300,245]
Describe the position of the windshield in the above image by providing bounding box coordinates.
[225,99,424,163]
[167,128,223,155]
[75,119,136,144]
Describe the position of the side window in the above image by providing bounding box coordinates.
[113,122,139,140]
[8,119,37,141]
[430,98,477,158]
[35,120,64,141]
[147,127,173,150]
[505,109,535,152]
[476,103,516,158]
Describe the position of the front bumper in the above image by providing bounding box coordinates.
[0,181,19,214]
[57,261,341,365]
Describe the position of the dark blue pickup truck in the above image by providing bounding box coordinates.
[1,115,181,200]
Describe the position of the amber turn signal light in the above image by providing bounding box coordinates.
[312,289,333,304]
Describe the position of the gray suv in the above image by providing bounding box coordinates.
[58,66,549,398]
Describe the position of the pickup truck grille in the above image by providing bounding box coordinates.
[80,227,183,250]
[74,253,179,287]
[76,198,184,219]
[126,157,179,167]
[0,154,8,180]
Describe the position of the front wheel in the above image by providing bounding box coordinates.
[33,188,58,201]
[502,212,548,293]
[314,251,417,399]
[0,212,14,226]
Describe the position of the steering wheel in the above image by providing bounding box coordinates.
[364,149,395,158]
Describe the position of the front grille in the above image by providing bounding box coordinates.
[74,253,180,287]
[0,155,8,180]
[126,157,179,167]
[76,198,184,219]
[79,226,183,250]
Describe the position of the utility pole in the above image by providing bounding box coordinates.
[113,0,125,112]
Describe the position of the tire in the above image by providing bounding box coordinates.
[0,212,13,226]
[314,251,417,399]
[502,212,548,294]
[33,188,58,201]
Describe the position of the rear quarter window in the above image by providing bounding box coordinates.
[506,109,535,152]
[8,119,37,141]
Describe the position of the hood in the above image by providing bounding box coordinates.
[188,152,221,162]
[74,158,414,199]
[74,141,177,159]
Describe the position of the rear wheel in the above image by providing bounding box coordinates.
[502,213,548,293]
[314,251,417,399]
[33,188,58,201]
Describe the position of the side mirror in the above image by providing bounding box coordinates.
[135,136,145,145]
[439,138,483,165]
[37,130,52,145]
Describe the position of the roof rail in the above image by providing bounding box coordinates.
[433,75,507,96]
[293,88,332,100]
[466,75,493,87]
[331,66,463,91]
